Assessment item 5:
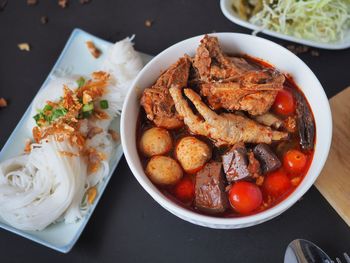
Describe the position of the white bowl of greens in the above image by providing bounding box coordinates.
[220,0,350,50]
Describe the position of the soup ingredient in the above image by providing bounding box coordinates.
[194,35,255,82]
[194,162,228,214]
[253,112,283,129]
[248,0,350,44]
[283,150,307,174]
[146,156,183,185]
[294,91,315,151]
[229,181,262,214]
[194,36,284,115]
[201,69,285,115]
[174,178,195,202]
[222,143,260,183]
[139,127,173,157]
[175,136,211,174]
[264,169,291,197]
[283,116,297,133]
[169,87,288,146]
[272,89,295,116]
[253,144,281,174]
[141,56,191,129]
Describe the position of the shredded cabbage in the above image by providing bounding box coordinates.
[249,0,350,43]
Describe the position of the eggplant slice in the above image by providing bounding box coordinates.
[295,91,315,151]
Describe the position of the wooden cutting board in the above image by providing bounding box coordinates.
[315,87,350,227]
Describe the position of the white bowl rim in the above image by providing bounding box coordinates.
[121,32,332,227]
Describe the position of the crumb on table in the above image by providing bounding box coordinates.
[0,98,7,108]
[17,43,31,51]
[86,41,101,58]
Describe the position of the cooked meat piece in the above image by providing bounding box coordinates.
[294,92,315,150]
[146,156,183,185]
[253,144,281,174]
[140,56,191,129]
[222,143,260,183]
[175,136,211,174]
[193,35,252,81]
[194,161,228,214]
[139,127,173,157]
[200,70,285,115]
[253,112,283,129]
[247,151,261,178]
[283,116,297,133]
[169,87,288,146]
[222,143,248,182]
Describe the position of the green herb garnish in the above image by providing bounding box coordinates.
[33,113,43,125]
[82,102,94,112]
[43,104,53,112]
[76,77,86,88]
[50,108,68,122]
[82,110,93,118]
[100,100,109,109]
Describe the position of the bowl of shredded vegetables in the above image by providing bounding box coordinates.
[220,0,350,49]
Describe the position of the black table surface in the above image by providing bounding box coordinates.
[0,1,349,262]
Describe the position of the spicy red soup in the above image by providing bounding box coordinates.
[136,35,315,217]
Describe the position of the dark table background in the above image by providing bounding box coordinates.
[0,1,349,262]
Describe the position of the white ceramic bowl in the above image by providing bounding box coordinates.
[121,33,332,229]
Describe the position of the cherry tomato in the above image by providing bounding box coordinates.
[229,181,262,214]
[264,170,291,197]
[283,150,307,174]
[273,89,295,115]
[174,178,194,202]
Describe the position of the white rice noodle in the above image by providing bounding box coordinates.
[0,136,87,230]
[0,36,142,231]
[102,36,143,113]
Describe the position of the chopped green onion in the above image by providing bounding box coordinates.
[43,104,53,112]
[82,102,94,112]
[33,113,41,122]
[82,110,93,118]
[77,77,86,88]
[33,113,45,126]
[100,100,109,109]
[51,108,68,121]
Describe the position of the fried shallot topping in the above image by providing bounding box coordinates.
[32,72,111,174]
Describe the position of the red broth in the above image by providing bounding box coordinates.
[136,56,315,218]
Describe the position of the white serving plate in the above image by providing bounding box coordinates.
[0,28,152,253]
[220,0,350,50]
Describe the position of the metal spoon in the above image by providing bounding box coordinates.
[284,239,333,263]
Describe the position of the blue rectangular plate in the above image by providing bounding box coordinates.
[0,28,152,253]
